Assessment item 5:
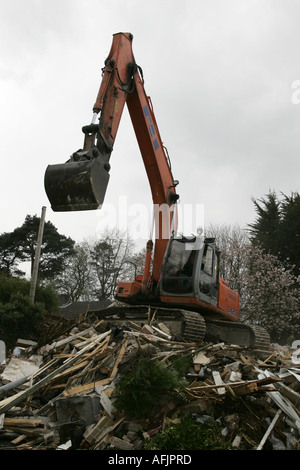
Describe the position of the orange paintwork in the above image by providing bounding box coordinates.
[117,277,240,322]
[217,278,240,320]
[117,277,143,298]
[160,282,240,323]
[92,32,177,283]
[87,33,240,324]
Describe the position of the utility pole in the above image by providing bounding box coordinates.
[29,206,46,303]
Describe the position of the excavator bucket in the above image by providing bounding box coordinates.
[44,152,110,212]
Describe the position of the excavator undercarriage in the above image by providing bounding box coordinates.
[89,304,271,350]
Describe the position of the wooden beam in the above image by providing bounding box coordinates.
[0,330,111,414]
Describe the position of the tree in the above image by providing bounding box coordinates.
[0,274,58,311]
[122,247,148,282]
[242,245,300,344]
[0,292,45,350]
[248,190,281,255]
[55,232,146,302]
[0,231,26,276]
[89,228,134,300]
[205,224,250,297]
[0,214,75,280]
[56,242,92,302]
[248,190,300,274]
[205,224,300,343]
[0,274,59,349]
[279,192,300,274]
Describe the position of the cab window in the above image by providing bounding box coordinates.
[162,239,196,294]
[201,245,213,275]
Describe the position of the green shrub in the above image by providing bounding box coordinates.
[0,292,44,349]
[168,355,192,376]
[143,414,231,450]
[0,274,59,312]
[114,358,187,419]
[0,274,59,349]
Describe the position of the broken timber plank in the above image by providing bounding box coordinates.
[212,371,226,395]
[45,360,89,382]
[151,325,172,340]
[109,436,134,450]
[110,340,128,380]
[185,376,282,396]
[16,339,38,348]
[256,409,282,450]
[95,386,116,419]
[274,380,300,407]
[83,416,124,446]
[50,326,96,349]
[4,417,43,428]
[0,330,111,414]
[62,378,113,397]
[257,370,300,431]
[11,434,27,445]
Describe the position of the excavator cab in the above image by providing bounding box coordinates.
[160,235,240,321]
[160,235,219,304]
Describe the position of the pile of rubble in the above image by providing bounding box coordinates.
[0,309,299,451]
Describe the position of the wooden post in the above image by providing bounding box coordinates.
[29,206,46,303]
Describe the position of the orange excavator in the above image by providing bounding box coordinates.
[45,33,270,348]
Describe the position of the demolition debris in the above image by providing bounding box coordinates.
[0,308,299,450]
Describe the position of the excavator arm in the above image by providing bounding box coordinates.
[44,32,178,285]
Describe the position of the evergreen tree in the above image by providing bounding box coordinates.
[279,192,300,274]
[248,190,300,274]
[0,231,26,276]
[0,214,75,280]
[248,190,281,255]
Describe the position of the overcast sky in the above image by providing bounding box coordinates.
[1,0,300,251]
